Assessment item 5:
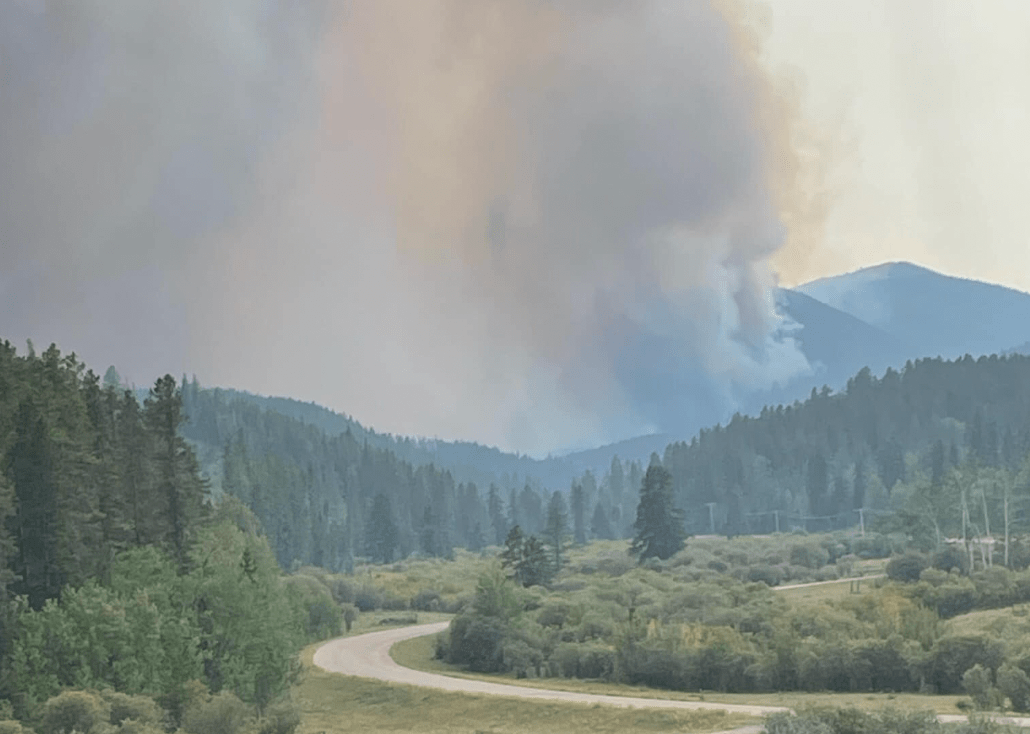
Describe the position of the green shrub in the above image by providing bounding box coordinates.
[996,662,1030,712]
[410,589,441,611]
[39,690,111,734]
[747,564,782,586]
[116,720,166,734]
[963,664,1001,710]
[0,720,31,734]
[886,552,929,583]
[255,698,301,734]
[181,691,252,734]
[340,603,358,632]
[99,691,163,726]
[789,542,829,570]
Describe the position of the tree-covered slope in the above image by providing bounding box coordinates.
[664,354,1030,536]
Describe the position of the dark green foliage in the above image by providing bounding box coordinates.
[367,493,398,564]
[499,526,554,587]
[38,690,110,734]
[590,502,615,540]
[543,491,569,573]
[100,690,163,727]
[181,690,251,734]
[962,664,1000,710]
[765,707,942,734]
[630,461,685,562]
[570,482,587,545]
[144,375,209,572]
[887,552,930,582]
[255,698,301,734]
[996,662,1030,712]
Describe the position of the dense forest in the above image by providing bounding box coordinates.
[664,355,1030,537]
[0,340,339,731]
[171,353,1030,570]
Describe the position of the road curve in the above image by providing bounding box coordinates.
[313,622,789,717]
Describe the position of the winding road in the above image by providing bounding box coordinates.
[313,621,786,718]
[313,611,1030,732]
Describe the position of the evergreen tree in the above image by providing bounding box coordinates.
[570,481,587,545]
[499,524,525,583]
[629,459,685,562]
[591,502,615,540]
[8,400,61,609]
[144,376,208,571]
[543,491,569,574]
[367,492,398,564]
[487,483,507,546]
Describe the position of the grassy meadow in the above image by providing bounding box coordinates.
[293,532,1030,732]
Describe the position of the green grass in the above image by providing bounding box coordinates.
[388,628,969,718]
[296,635,758,734]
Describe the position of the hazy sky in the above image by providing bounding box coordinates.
[2,1,1029,456]
[763,0,1030,290]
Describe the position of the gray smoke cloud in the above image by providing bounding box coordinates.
[1,1,817,456]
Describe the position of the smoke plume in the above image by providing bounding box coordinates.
[1,1,819,455]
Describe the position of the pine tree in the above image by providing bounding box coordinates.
[487,484,507,546]
[629,459,685,562]
[570,481,587,545]
[8,400,62,609]
[367,492,398,564]
[144,375,209,572]
[543,491,569,574]
[591,502,615,541]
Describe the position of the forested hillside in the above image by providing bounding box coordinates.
[0,341,339,728]
[187,387,592,491]
[182,352,1030,569]
[665,354,1030,537]
[177,382,647,571]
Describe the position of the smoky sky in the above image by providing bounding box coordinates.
[1,1,817,456]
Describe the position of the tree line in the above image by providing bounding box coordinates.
[0,341,339,728]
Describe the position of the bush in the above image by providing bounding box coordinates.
[886,552,929,583]
[39,690,111,734]
[341,603,358,632]
[789,542,829,570]
[99,691,163,727]
[445,614,506,672]
[996,662,1030,712]
[963,664,1001,710]
[255,698,301,734]
[352,584,382,612]
[410,589,441,612]
[181,691,252,734]
[747,565,782,586]
[0,721,31,734]
[326,577,355,604]
[116,721,165,734]
[766,706,941,734]
[932,545,969,574]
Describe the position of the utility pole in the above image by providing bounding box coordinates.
[855,508,865,537]
[773,509,780,534]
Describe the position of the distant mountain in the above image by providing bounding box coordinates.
[796,262,1030,361]
[181,262,1030,497]
[768,288,909,400]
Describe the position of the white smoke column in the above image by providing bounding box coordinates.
[288,0,816,452]
[0,1,821,456]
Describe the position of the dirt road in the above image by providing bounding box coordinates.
[313,622,789,716]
